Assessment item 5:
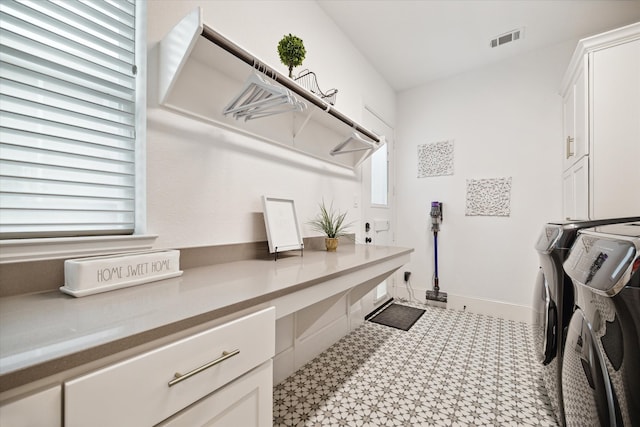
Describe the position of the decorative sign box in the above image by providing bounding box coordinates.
[60,250,183,297]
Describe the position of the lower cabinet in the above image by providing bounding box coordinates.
[158,360,273,427]
[562,156,589,220]
[0,386,61,427]
[64,307,275,427]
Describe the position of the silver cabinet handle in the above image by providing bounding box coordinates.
[566,136,575,159]
[168,349,240,387]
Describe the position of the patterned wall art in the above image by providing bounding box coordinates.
[417,140,454,178]
[466,177,512,216]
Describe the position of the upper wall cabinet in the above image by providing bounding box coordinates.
[560,22,640,220]
[158,8,382,169]
[561,62,587,172]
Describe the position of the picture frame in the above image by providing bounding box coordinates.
[262,196,304,256]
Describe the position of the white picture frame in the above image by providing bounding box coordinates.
[262,196,304,254]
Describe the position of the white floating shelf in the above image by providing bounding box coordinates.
[158,8,382,169]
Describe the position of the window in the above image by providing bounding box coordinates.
[370,142,388,206]
[0,0,141,239]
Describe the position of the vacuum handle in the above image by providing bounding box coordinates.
[430,202,443,232]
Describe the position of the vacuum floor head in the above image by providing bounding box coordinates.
[425,289,448,303]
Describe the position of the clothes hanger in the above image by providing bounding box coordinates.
[229,89,298,120]
[330,131,375,155]
[226,92,288,116]
[223,73,285,113]
[223,72,305,121]
[237,98,306,121]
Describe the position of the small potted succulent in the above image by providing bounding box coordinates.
[308,200,353,252]
[277,33,306,78]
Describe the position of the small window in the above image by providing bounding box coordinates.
[370,142,388,206]
[0,0,140,239]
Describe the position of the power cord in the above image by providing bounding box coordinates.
[399,272,416,304]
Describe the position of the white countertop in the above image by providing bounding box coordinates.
[0,244,412,392]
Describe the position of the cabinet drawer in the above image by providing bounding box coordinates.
[0,386,61,427]
[65,307,275,427]
[157,360,273,427]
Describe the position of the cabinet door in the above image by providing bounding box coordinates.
[65,307,275,427]
[573,157,589,220]
[562,83,576,171]
[157,360,273,427]
[0,386,61,427]
[563,66,587,171]
[562,167,575,220]
[590,39,640,219]
[562,156,589,221]
[573,68,588,160]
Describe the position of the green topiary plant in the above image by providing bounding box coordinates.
[277,33,306,78]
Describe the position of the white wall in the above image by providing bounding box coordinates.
[145,1,583,320]
[395,40,576,316]
[146,0,395,249]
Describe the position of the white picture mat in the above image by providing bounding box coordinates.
[262,196,303,253]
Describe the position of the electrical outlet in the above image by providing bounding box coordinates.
[404,271,411,282]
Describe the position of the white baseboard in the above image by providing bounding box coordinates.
[393,284,533,323]
[446,294,532,323]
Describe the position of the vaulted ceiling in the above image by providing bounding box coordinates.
[317,1,640,91]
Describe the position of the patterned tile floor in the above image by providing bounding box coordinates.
[273,302,558,426]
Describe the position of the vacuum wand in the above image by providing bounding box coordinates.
[426,202,447,303]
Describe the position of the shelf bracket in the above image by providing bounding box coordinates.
[293,108,316,139]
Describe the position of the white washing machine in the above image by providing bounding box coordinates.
[562,222,640,426]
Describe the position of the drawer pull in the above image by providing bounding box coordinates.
[168,349,240,387]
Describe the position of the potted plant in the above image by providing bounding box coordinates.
[277,33,306,78]
[308,200,353,252]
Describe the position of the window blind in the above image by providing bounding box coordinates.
[0,0,137,239]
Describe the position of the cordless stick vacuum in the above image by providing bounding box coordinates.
[426,201,447,303]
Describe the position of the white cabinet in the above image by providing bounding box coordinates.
[590,38,640,219]
[0,386,61,427]
[158,360,272,427]
[562,156,589,221]
[562,66,588,171]
[560,23,640,220]
[65,307,275,427]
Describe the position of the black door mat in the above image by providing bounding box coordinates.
[368,303,425,331]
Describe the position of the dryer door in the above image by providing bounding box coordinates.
[562,308,618,426]
[533,268,557,365]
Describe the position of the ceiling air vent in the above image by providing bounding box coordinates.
[490,28,523,48]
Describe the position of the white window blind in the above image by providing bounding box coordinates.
[0,0,137,239]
